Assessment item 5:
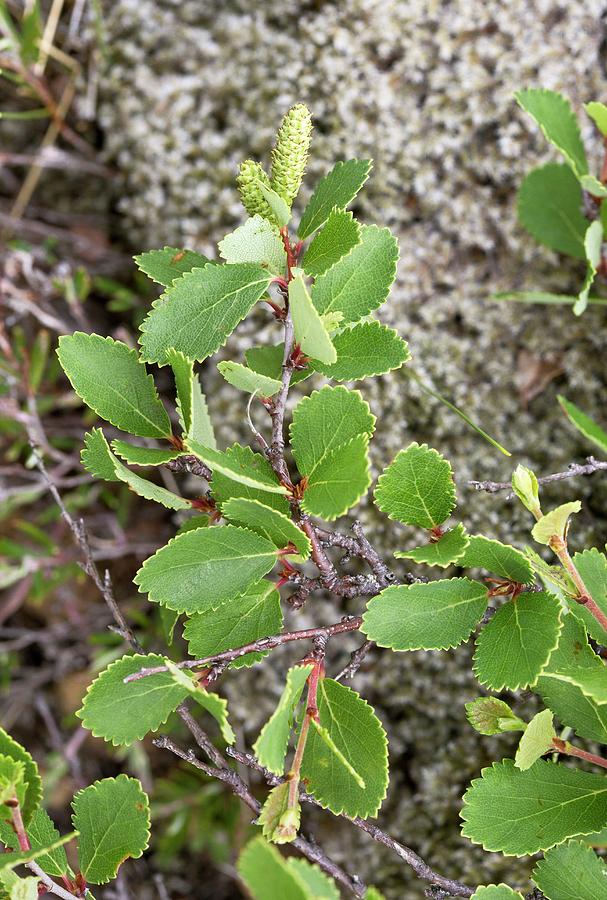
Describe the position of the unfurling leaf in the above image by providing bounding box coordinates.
[532,501,582,544]
[258,182,291,228]
[167,349,216,448]
[289,273,336,365]
[575,219,603,315]
[218,216,287,275]
[514,709,555,770]
[374,442,456,529]
[298,159,372,239]
[253,665,313,775]
[511,464,540,515]
[258,782,300,845]
[134,247,211,287]
[218,360,282,396]
[465,697,525,736]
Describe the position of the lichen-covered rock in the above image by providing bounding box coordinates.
[99,1,607,894]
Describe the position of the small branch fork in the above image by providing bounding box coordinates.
[469,456,607,495]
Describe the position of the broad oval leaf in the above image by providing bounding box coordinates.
[287,859,339,900]
[517,164,587,259]
[394,523,469,568]
[238,836,309,900]
[0,729,41,826]
[218,216,286,275]
[298,159,372,239]
[301,433,371,521]
[515,89,588,177]
[532,839,607,900]
[222,498,310,558]
[134,525,278,614]
[374,442,456,529]
[57,333,171,438]
[471,888,524,900]
[362,578,487,651]
[134,246,211,287]
[301,209,361,277]
[71,775,150,884]
[514,709,555,771]
[312,321,410,382]
[459,535,533,584]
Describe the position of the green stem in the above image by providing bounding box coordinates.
[549,536,607,633]
[286,661,322,813]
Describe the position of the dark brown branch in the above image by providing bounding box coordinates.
[470,456,607,495]
[336,640,375,681]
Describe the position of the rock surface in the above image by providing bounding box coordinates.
[99,1,607,895]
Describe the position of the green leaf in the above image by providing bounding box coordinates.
[0,808,70,878]
[223,498,310,558]
[188,440,288,496]
[286,860,339,900]
[301,433,371,520]
[474,592,562,691]
[575,219,603,315]
[0,833,76,876]
[374,442,456,529]
[309,717,365,788]
[570,548,607,644]
[517,164,587,259]
[558,395,607,456]
[8,876,39,900]
[535,615,607,742]
[254,665,313,775]
[362,578,487,651]
[532,839,607,900]
[312,321,410,382]
[0,756,26,819]
[301,209,361,277]
[258,781,300,845]
[164,661,235,744]
[238,837,309,900]
[78,653,189,746]
[81,428,121,481]
[491,291,607,306]
[245,344,310,388]
[134,247,211,287]
[71,775,150,884]
[511,465,539,516]
[461,758,607,856]
[298,159,372,239]
[135,525,278,614]
[111,440,182,466]
[515,89,588,177]
[471,888,524,900]
[465,697,526,736]
[586,101,607,135]
[311,225,398,324]
[57,333,171,438]
[290,385,375,476]
[209,444,290,515]
[532,501,582,545]
[289,274,336,365]
[258,182,291,227]
[217,361,282,397]
[218,216,286,275]
[459,535,534,584]
[184,580,283,669]
[167,349,216,448]
[301,679,388,819]
[0,729,42,825]
[139,263,272,364]
[394,523,469,568]
[515,709,555,770]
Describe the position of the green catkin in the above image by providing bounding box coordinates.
[237,159,276,222]
[270,103,313,207]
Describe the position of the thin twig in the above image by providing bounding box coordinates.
[26,862,80,900]
[470,456,607,495]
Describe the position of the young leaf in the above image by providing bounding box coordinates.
[471,888,524,900]
[57,333,171,438]
[167,349,216,448]
[394,523,469,568]
[8,875,39,900]
[517,164,587,259]
[558,395,607,456]
[217,361,282,397]
[78,653,190,746]
[362,578,488,651]
[301,433,371,520]
[71,775,150,884]
[258,182,291,227]
[111,440,183,466]
[514,709,555,770]
[222,498,310,558]
[461,758,607,856]
[253,665,313,775]
[81,428,121,481]
[515,89,588,178]
[210,444,290,515]
[532,501,582,545]
[301,679,388,819]
[289,274,337,365]
[187,440,288,496]
[258,781,299,845]
[298,159,372,239]
[570,548,607,644]
[134,247,211,287]
[312,321,410,382]
[290,385,375,476]
[0,808,70,879]
[238,836,309,900]
[465,697,525,736]
[586,100,607,133]
[532,839,607,900]
[184,580,283,669]
[374,442,456,529]
[0,729,42,825]
[535,615,607,742]
[134,525,278,614]
[473,592,562,691]
[311,225,398,324]
[139,263,272,364]
[459,535,534,584]
[575,219,603,315]
[0,756,26,818]
[245,344,310,388]
[286,860,339,900]
[164,661,235,744]
[301,209,361,277]
[218,216,287,275]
